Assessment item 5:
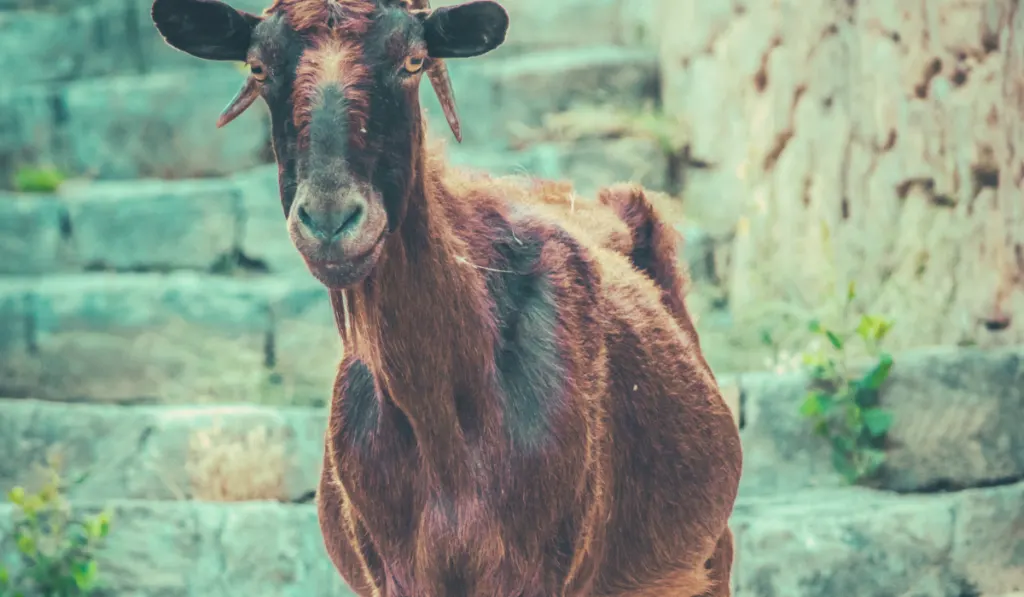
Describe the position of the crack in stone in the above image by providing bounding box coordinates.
[761,86,806,172]
[914,57,944,99]
[753,36,782,93]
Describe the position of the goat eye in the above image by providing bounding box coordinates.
[250,62,268,81]
[403,56,425,74]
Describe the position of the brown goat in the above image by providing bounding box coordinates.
[151,0,742,595]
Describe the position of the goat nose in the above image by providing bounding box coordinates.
[296,203,365,242]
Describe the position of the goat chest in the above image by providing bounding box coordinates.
[323,354,603,596]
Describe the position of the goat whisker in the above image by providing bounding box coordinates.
[456,255,514,274]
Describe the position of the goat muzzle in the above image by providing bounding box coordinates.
[409,0,462,142]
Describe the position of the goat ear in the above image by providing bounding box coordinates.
[421,0,509,59]
[152,0,261,62]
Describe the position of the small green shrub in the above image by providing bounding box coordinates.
[798,283,896,484]
[0,460,112,597]
[12,167,66,194]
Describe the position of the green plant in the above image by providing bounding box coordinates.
[798,282,896,484]
[0,459,112,597]
[12,167,65,193]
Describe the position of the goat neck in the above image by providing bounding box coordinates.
[328,143,497,491]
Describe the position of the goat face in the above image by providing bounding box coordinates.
[152,0,508,288]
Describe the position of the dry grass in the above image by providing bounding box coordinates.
[186,422,290,502]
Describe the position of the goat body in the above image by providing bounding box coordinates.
[148,0,742,591]
[317,148,743,597]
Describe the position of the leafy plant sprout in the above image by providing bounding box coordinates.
[798,282,896,484]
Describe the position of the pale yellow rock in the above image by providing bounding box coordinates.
[717,376,743,429]
[657,0,1024,353]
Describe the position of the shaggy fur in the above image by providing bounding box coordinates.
[321,149,741,597]
[150,0,743,594]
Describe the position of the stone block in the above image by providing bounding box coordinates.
[426,46,658,148]
[126,403,327,502]
[60,71,271,180]
[0,85,59,187]
[676,223,715,285]
[488,46,658,140]
[193,503,351,596]
[737,370,839,496]
[0,0,143,85]
[951,483,1024,595]
[0,286,34,397]
[0,195,64,273]
[445,137,669,197]
[267,281,341,407]
[554,136,668,195]
[732,489,960,597]
[3,485,1020,597]
[0,399,328,503]
[63,178,241,271]
[738,346,1024,496]
[0,399,153,500]
[878,346,1024,492]
[3,273,271,403]
[617,0,659,49]
[0,501,355,596]
[234,165,308,274]
[0,286,30,352]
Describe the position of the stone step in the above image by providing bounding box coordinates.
[731,344,1024,495]
[0,0,656,79]
[0,45,657,183]
[0,345,1020,502]
[0,399,327,503]
[1,70,272,182]
[0,482,1020,596]
[0,133,671,277]
[0,272,342,405]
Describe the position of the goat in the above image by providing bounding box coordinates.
[151,0,742,594]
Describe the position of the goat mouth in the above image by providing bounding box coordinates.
[302,228,387,289]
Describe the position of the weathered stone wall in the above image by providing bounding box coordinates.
[659,0,1024,353]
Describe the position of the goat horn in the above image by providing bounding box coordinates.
[217,76,261,128]
[427,60,462,142]
[407,0,461,142]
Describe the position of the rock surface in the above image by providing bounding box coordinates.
[0,400,327,503]
[657,0,1024,352]
[0,273,326,404]
[732,483,1024,597]
[0,142,671,278]
[1,483,1020,597]
[738,345,1024,495]
[1,345,1021,501]
[1,45,658,184]
[0,501,354,597]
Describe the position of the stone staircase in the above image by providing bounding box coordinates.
[0,347,1022,596]
[1,0,1023,595]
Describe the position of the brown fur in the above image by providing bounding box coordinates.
[268,0,374,148]
[153,0,742,592]
[317,130,743,596]
[292,38,371,149]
